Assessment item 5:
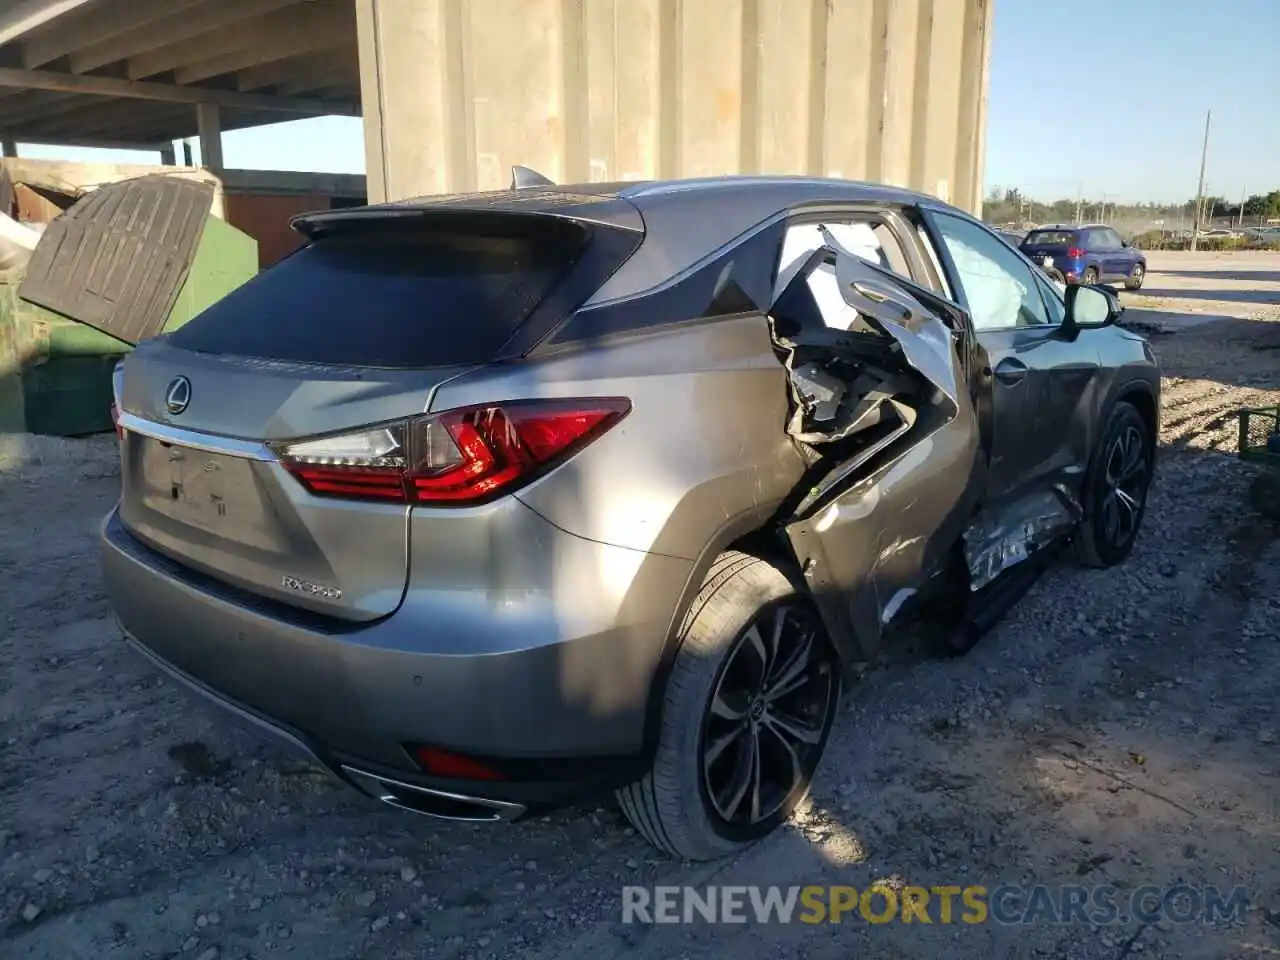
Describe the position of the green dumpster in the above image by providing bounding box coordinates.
[0,175,258,436]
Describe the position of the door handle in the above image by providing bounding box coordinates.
[993,358,1028,385]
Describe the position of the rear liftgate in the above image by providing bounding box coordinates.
[770,229,1075,662]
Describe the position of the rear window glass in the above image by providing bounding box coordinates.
[1023,230,1077,246]
[167,217,587,367]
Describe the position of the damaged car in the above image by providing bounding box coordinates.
[87,173,1160,862]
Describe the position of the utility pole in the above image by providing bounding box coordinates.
[1190,108,1211,252]
[1075,183,1083,225]
[1238,184,1247,229]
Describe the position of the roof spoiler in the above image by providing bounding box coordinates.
[510,165,555,189]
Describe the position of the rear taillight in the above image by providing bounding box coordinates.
[1067,246,1085,259]
[275,398,630,506]
[408,744,507,781]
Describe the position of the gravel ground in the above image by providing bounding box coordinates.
[2,251,1280,960]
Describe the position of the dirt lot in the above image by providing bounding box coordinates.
[2,251,1280,960]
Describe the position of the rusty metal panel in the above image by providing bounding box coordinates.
[223,192,330,268]
[18,174,213,345]
[358,0,994,214]
[13,183,77,224]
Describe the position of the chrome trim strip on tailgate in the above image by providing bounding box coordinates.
[117,412,278,462]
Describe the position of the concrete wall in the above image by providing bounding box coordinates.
[357,0,994,213]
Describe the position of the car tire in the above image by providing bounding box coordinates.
[1082,266,1100,285]
[616,551,840,861]
[1071,401,1154,568]
[1124,264,1145,290]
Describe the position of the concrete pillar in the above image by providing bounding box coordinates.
[183,139,194,166]
[196,102,224,171]
[355,0,443,203]
[354,0,994,212]
[1,140,15,158]
[159,142,176,166]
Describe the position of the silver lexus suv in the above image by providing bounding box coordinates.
[100,174,1159,861]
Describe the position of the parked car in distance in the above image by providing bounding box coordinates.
[1020,223,1147,290]
[89,173,1160,862]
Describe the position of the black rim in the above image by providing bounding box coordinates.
[1100,424,1148,549]
[700,601,836,828]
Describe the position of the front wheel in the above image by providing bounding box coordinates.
[1072,401,1154,567]
[617,552,840,861]
[1082,266,1100,285]
[1124,263,1146,290]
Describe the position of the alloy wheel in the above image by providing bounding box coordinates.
[1100,424,1148,549]
[700,601,837,828]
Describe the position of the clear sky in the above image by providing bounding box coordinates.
[985,0,1280,204]
[15,1,1280,205]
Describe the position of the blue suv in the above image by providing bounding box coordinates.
[1020,223,1146,290]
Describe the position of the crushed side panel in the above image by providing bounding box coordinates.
[961,486,1081,591]
[770,241,983,658]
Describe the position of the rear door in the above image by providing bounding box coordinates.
[110,211,623,620]
[1105,227,1137,278]
[921,209,1101,502]
[1091,228,1121,281]
[773,210,983,653]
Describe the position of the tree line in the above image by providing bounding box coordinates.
[982,187,1280,228]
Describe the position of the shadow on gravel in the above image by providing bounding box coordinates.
[1159,269,1280,284]
[1137,287,1280,307]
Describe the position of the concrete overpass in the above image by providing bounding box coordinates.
[0,0,994,211]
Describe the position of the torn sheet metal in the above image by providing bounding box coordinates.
[784,401,983,662]
[962,487,1081,591]
[774,238,985,662]
[826,230,961,409]
[774,221,885,302]
[770,237,964,452]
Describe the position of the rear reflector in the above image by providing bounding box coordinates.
[409,745,507,781]
[275,398,630,506]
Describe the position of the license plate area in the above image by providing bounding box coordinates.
[138,437,274,547]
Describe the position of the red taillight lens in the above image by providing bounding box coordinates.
[1067,246,1085,259]
[276,398,630,506]
[409,745,506,781]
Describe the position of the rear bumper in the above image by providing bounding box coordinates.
[1026,254,1085,280]
[101,506,689,809]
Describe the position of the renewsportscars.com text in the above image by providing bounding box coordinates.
[621,884,1249,926]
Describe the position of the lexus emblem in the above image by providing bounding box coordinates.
[165,376,192,415]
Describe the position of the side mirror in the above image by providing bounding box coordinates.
[1062,283,1123,337]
